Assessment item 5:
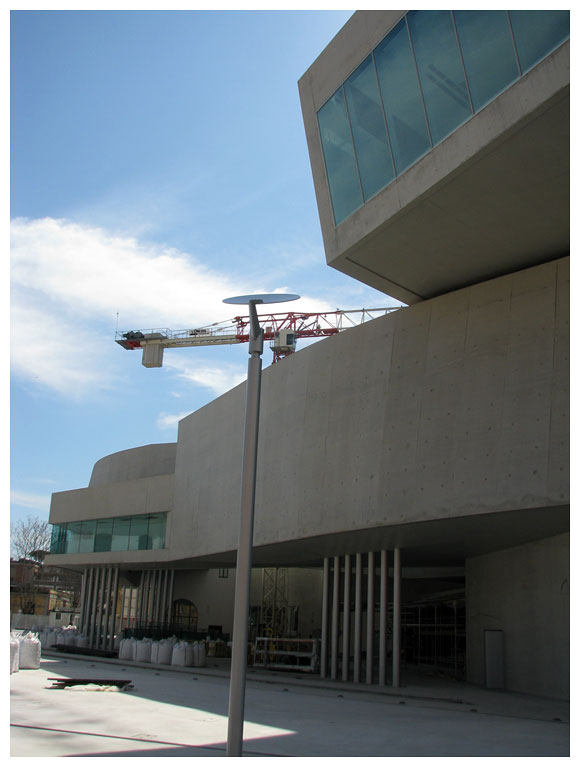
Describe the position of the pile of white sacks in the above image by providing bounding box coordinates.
[35,624,92,650]
[10,631,41,673]
[118,636,207,668]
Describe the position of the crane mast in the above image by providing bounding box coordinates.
[115,307,400,367]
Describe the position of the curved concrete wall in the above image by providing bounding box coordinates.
[89,443,177,487]
[171,258,569,563]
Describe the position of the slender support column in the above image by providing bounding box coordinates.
[392,547,401,688]
[127,586,134,629]
[88,569,97,646]
[82,568,93,636]
[78,569,88,632]
[353,552,362,683]
[97,568,106,648]
[144,571,152,622]
[342,554,351,682]
[91,569,103,648]
[320,557,330,678]
[227,307,265,758]
[331,555,340,679]
[379,550,388,686]
[167,570,175,623]
[136,571,145,624]
[160,570,168,627]
[119,586,126,632]
[102,568,113,649]
[109,567,120,650]
[366,551,374,684]
[154,570,162,623]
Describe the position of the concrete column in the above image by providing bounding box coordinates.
[342,554,351,682]
[81,568,93,636]
[320,557,329,678]
[331,555,340,679]
[353,552,362,683]
[167,570,175,623]
[96,568,106,648]
[78,569,88,633]
[136,571,145,624]
[153,570,162,623]
[109,567,120,650]
[89,568,100,647]
[101,567,113,649]
[392,547,401,688]
[379,550,388,686]
[160,570,168,627]
[366,551,374,684]
[143,570,152,623]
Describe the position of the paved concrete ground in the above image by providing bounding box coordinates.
[10,653,569,757]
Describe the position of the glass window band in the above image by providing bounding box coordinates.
[317,10,569,226]
[50,512,167,554]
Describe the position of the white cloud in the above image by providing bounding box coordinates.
[10,298,115,397]
[11,490,51,512]
[11,216,248,329]
[156,411,193,430]
[10,216,374,398]
[164,358,247,397]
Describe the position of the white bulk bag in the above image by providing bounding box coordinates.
[157,640,173,665]
[118,638,135,661]
[184,642,195,667]
[171,641,187,666]
[192,641,201,667]
[197,641,206,667]
[19,633,41,669]
[150,641,160,664]
[135,639,152,662]
[10,635,20,674]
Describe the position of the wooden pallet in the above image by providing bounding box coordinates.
[47,677,133,690]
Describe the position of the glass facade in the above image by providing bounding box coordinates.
[50,513,167,554]
[317,10,569,225]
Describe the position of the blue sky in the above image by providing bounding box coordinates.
[10,9,401,527]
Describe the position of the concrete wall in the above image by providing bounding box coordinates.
[466,533,569,699]
[47,473,174,568]
[47,258,568,571]
[89,443,177,487]
[173,569,236,634]
[169,257,568,562]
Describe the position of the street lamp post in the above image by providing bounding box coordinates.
[223,293,299,757]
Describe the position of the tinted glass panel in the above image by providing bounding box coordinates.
[129,515,150,551]
[50,523,68,554]
[344,55,394,200]
[94,518,114,552]
[66,521,82,554]
[374,18,431,174]
[148,513,166,550]
[318,88,363,224]
[78,520,96,553]
[454,11,519,112]
[509,10,569,73]
[408,10,472,145]
[111,517,131,552]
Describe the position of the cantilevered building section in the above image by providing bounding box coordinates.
[298,9,569,697]
[45,11,569,700]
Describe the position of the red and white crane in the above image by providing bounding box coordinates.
[116,306,401,367]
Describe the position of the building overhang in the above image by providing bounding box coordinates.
[143,504,570,570]
[300,24,569,304]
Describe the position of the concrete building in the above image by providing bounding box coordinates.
[45,10,569,699]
